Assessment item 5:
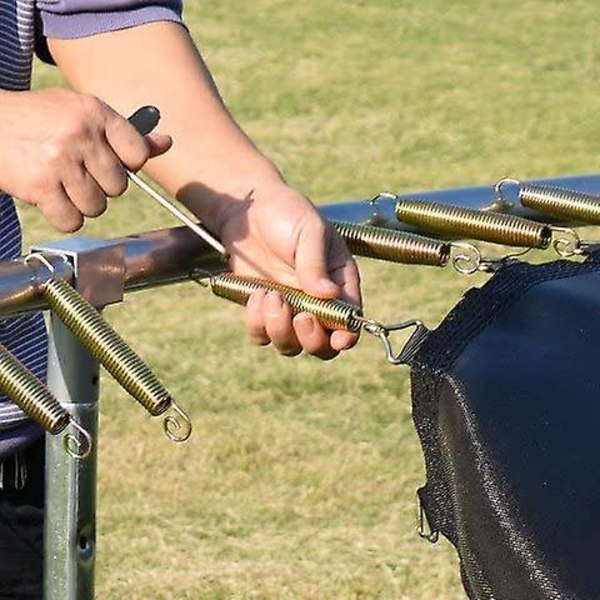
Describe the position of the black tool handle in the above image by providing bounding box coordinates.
[128,105,161,136]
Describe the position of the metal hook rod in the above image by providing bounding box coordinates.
[126,170,228,258]
[126,106,228,259]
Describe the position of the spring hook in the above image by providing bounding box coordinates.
[496,177,600,223]
[395,197,586,258]
[0,339,92,460]
[356,317,426,365]
[26,252,192,443]
[417,492,439,544]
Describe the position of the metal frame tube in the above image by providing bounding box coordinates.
[44,314,99,600]
[0,174,596,318]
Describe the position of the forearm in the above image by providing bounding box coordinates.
[47,21,286,230]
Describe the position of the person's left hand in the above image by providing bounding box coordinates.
[212,181,361,360]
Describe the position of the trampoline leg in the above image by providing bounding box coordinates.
[44,313,99,600]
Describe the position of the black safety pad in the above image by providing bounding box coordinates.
[409,252,600,600]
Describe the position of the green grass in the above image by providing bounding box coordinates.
[25,1,600,597]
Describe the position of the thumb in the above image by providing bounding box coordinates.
[146,132,173,158]
[295,220,340,299]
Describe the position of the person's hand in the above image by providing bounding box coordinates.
[0,88,171,232]
[213,181,361,360]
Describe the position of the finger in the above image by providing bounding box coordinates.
[328,258,362,351]
[330,255,362,306]
[146,132,173,158]
[295,218,340,298]
[245,289,270,346]
[331,328,360,352]
[37,186,84,233]
[293,314,339,360]
[84,144,129,198]
[62,163,107,217]
[104,111,152,172]
[264,291,302,357]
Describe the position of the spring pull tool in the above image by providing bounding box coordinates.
[126,106,228,259]
[191,270,427,365]
[495,177,600,224]
[26,253,192,443]
[0,341,92,459]
[394,196,587,260]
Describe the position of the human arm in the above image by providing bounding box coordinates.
[45,20,361,358]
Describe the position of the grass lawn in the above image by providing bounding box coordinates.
[27,1,600,598]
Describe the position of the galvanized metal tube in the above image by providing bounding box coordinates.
[44,314,99,600]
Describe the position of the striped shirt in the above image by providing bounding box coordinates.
[0,0,48,445]
[0,0,182,464]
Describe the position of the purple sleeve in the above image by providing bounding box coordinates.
[38,0,183,39]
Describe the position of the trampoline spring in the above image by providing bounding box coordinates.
[394,197,586,258]
[331,220,451,267]
[192,271,364,332]
[496,178,600,224]
[26,253,192,443]
[0,342,92,459]
[192,270,429,366]
[394,197,552,248]
[331,218,489,274]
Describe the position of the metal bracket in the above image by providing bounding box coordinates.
[32,237,125,307]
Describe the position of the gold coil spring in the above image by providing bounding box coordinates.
[395,198,553,249]
[194,271,363,332]
[0,343,69,435]
[331,220,451,266]
[26,252,192,443]
[42,278,170,415]
[497,178,600,223]
[0,342,92,459]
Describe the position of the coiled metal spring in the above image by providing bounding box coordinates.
[331,220,451,266]
[496,178,600,223]
[193,271,363,332]
[192,270,426,365]
[395,197,553,248]
[0,342,91,458]
[27,254,192,443]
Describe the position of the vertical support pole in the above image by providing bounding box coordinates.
[44,313,99,600]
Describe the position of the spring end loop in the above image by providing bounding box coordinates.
[366,192,397,226]
[492,177,520,211]
[359,317,425,365]
[552,227,583,258]
[163,400,193,443]
[24,251,67,282]
[189,269,215,288]
[451,242,485,274]
[63,420,93,460]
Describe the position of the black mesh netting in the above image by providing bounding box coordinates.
[407,251,600,600]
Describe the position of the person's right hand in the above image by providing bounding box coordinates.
[0,88,171,232]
